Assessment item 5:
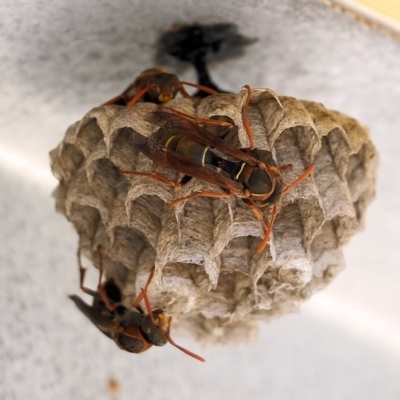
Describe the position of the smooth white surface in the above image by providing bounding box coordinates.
[1,1,400,399]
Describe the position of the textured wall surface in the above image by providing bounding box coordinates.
[1,1,400,399]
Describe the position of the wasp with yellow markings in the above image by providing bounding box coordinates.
[70,245,205,362]
[103,67,219,107]
[119,93,314,253]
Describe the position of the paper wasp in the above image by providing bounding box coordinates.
[119,87,314,252]
[69,245,205,362]
[102,67,219,107]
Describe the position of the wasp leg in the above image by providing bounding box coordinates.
[139,287,159,327]
[118,169,183,189]
[283,164,314,195]
[242,198,268,232]
[77,247,97,297]
[95,245,117,312]
[168,190,232,209]
[132,268,160,327]
[256,205,278,253]
[241,85,256,150]
[132,267,155,309]
[256,164,315,253]
[159,107,233,129]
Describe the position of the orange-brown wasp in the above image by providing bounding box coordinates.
[102,67,219,107]
[118,86,314,253]
[70,245,205,361]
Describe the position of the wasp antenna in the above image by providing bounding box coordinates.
[165,330,206,362]
[176,82,190,97]
[127,83,160,107]
[178,81,219,96]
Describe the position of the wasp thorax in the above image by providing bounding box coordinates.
[246,167,275,198]
[52,87,378,345]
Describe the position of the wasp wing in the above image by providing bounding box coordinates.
[69,295,122,339]
[146,111,261,166]
[128,128,244,194]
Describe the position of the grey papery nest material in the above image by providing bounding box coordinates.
[50,88,378,344]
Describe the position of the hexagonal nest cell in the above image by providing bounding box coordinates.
[50,87,378,344]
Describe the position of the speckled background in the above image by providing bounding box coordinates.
[1,1,400,399]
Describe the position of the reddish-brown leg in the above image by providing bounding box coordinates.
[242,85,255,150]
[159,107,233,129]
[256,164,314,253]
[132,267,155,309]
[77,245,116,311]
[242,198,268,235]
[77,248,97,297]
[256,205,278,253]
[139,288,159,327]
[132,268,159,326]
[283,164,314,194]
[118,169,183,189]
[95,245,116,312]
[168,190,232,209]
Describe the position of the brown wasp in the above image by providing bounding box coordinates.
[69,245,205,362]
[102,67,219,107]
[119,86,314,253]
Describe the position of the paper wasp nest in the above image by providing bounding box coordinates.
[50,88,377,344]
